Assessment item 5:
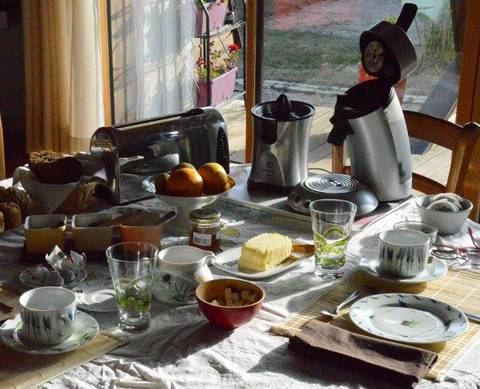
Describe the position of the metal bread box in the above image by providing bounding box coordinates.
[90,107,230,204]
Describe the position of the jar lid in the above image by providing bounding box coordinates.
[189,209,221,222]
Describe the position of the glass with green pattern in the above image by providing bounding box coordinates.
[107,242,158,333]
[309,199,357,278]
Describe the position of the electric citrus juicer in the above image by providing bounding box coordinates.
[247,94,315,194]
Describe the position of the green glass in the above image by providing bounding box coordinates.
[107,242,158,333]
[310,199,357,277]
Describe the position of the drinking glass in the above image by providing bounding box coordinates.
[309,199,357,277]
[106,241,159,332]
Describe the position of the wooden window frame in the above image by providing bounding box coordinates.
[245,0,257,163]
[99,0,112,126]
[457,0,480,124]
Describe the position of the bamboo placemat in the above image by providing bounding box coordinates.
[271,269,480,382]
[0,331,127,388]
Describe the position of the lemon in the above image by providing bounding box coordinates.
[313,231,327,246]
[323,225,347,241]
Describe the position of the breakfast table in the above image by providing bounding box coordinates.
[1,167,480,389]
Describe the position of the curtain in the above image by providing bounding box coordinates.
[111,0,197,123]
[22,0,105,153]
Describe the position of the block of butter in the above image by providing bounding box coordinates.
[238,233,292,272]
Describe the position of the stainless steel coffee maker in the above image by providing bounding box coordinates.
[328,3,418,202]
[248,94,315,193]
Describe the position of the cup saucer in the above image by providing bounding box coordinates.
[0,311,99,354]
[19,267,87,289]
[73,279,117,313]
[358,257,447,284]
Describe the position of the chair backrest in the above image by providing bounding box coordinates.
[0,115,5,180]
[331,110,480,220]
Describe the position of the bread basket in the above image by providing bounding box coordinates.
[14,166,99,214]
[55,181,98,214]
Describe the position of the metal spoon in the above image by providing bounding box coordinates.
[320,290,360,318]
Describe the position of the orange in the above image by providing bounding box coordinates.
[171,162,196,173]
[167,167,204,196]
[154,173,170,194]
[198,163,230,195]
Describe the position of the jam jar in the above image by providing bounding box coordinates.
[189,209,222,253]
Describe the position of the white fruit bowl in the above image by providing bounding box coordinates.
[142,177,232,229]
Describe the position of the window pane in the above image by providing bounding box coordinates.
[109,0,245,125]
[262,0,462,113]
[109,0,198,124]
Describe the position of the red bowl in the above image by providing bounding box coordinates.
[196,278,265,330]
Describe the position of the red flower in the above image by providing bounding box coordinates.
[228,43,240,52]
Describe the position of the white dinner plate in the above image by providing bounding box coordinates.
[349,293,468,344]
[358,257,447,284]
[0,311,99,354]
[211,246,312,280]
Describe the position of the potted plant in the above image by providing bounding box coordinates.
[197,43,240,107]
[196,0,229,36]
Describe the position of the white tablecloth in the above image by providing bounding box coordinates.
[1,198,480,389]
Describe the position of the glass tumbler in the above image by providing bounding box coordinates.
[106,241,159,332]
[309,199,357,277]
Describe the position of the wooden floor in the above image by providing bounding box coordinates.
[220,100,451,185]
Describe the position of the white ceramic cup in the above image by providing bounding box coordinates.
[378,229,430,278]
[19,286,77,345]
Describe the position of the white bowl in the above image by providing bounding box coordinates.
[416,195,473,235]
[142,177,228,228]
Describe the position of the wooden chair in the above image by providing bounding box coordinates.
[331,110,480,220]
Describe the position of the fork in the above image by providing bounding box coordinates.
[320,290,360,318]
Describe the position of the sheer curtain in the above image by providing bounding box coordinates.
[22,0,105,153]
[111,0,197,123]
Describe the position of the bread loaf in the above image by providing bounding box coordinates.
[28,150,83,184]
[0,202,22,229]
[0,187,28,216]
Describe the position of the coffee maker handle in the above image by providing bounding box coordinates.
[396,3,418,33]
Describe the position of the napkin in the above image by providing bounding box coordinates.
[288,319,437,387]
[13,166,104,214]
[13,166,79,213]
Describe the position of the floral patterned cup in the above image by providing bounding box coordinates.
[19,287,76,345]
[378,229,430,278]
